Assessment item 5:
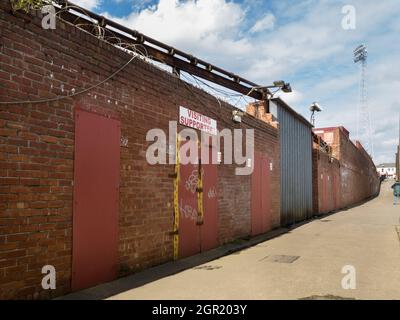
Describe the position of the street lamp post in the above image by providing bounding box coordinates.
[310,102,322,127]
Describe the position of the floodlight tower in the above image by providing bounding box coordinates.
[354,45,374,157]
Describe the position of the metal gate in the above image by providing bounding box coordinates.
[176,138,218,259]
[251,152,271,236]
[72,109,120,291]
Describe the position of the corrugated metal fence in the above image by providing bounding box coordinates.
[271,99,313,225]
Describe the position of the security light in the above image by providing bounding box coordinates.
[273,80,286,87]
[281,83,292,93]
[310,102,322,113]
[255,81,292,95]
[232,110,244,123]
[310,102,322,126]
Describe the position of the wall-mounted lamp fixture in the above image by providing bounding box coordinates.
[253,80,292,99]
[232,110,245,123]
[272,81,292,93]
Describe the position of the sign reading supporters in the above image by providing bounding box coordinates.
[179,106,217,136]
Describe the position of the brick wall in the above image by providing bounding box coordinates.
[0,3,279,299]
[313,127,380,214]
[312,146,341,215]
[246,101,280,229]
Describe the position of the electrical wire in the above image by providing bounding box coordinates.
[0,54,137,105]
[181,72,223,109]
[1,2,262,121]
[272,87,284,97]
[182,72,258,110]
[189,73,252,109]
[178,72,254,128]
[0,8,154,106]
[188,74,243,98]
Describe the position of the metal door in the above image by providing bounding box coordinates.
[333,174,338,210]
[72,109,120,291]
[251,152,271,236]
[178,140,201,258]
[322,174,328,213]
[260,155,271,232]
[178,139,218,258]
[201,142,218,252]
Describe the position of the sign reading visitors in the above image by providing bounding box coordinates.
[179,106,217,136]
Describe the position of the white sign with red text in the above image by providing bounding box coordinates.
[179,106,217,136]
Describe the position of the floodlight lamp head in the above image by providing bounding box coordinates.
[273,80,286,87]
[353,45,368,63]
[257,80,292,96]
[282,83,292,93]
[232,110,244,123]
[310,102,322,112]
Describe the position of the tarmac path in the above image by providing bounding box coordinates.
[109,181,400,300]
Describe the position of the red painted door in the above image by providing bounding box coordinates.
[201,143,218,252]
[333,175,338,210]
[178,139,218,258]
[178,140,201,258]
[260,156,271,232]
[327,175,332,211]
[251,153,271,236]
[322,174,328,213]
[72,109,120,291]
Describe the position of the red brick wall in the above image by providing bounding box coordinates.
[246,101,280,230]
[0,4,279,299]
[339,136,380,208]
[312,147,341,214]
[313,127,380,214]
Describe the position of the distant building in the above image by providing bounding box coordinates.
[376,163,396,178]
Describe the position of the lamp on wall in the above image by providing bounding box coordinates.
[273,81,292,93]
[254,80,292,98]
[232,110,244,123]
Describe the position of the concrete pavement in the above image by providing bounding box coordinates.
[109,181,400,300]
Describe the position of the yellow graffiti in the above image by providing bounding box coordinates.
[173,135,180,260]
[197,142,204,226]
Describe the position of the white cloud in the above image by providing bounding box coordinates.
[99,0,400,163]
[102,0,253,69]
[104,0,244,44]
[78,0,101,10]
[276,90,304,106]
[250,13,276,33]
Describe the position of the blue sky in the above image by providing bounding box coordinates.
[77,0,400,164]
